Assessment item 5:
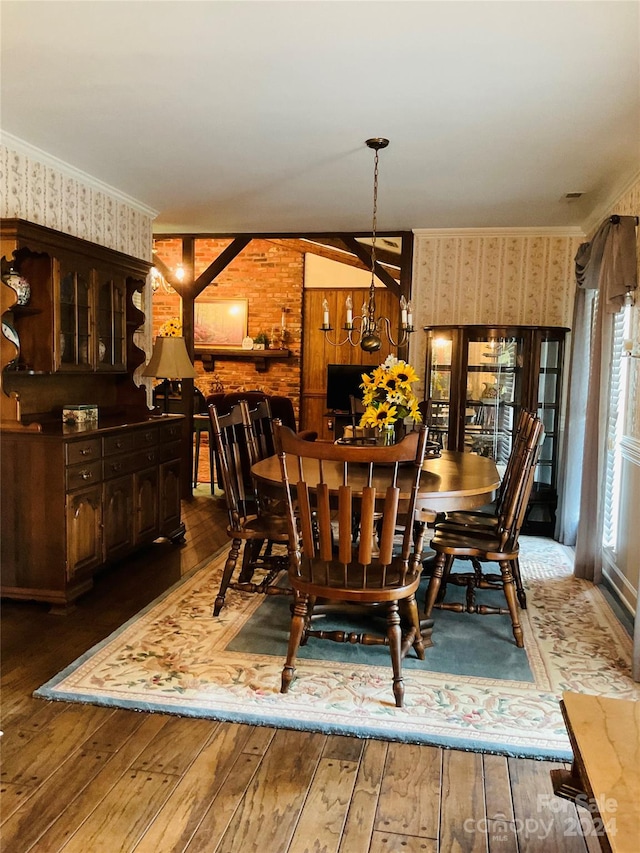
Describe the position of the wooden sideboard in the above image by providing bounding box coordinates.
[1,416,185,611]
[1,219,189,610]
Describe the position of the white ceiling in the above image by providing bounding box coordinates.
[1,1,639,234]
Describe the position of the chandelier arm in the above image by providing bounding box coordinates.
[375,316,410,349]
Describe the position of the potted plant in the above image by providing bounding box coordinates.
[253,331,269,350]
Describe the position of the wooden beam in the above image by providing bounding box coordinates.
[339,237,400,298]
[192,237,252,297]
[149,254,189,298]
[274,238,400,281]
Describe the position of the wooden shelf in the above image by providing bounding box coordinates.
[195,347,291,373]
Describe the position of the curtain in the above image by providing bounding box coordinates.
[557,216,637,583]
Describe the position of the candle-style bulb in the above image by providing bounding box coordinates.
[345,295,353,327]
[322,298,330,328]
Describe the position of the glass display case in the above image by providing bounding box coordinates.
[424,325,568,536]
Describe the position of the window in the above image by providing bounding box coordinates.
[602,304,631,555]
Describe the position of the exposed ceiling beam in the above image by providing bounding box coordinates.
[339,237,401,299]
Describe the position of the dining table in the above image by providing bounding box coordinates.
[250,449,501,517]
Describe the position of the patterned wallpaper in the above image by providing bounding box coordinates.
[0,138,155,261]
[409,228,583,390]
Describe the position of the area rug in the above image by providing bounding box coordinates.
[35,537,638,761]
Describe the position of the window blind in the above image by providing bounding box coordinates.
[602,306,630,553]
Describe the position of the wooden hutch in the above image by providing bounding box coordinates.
[1,219,186,611]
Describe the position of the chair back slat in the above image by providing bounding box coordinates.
[338,485,353,564]
[297,480,315,558]
[378,486,400,565]
[316,482,333,561]
[496,408,533,512]
[209,403,256,526]
[240,398,274,467]
[357,485,376,566]
[498,417,545,548]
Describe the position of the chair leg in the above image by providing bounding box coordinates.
[500,559,524,648]
[435,553,455,604]
[281,593,309,694]
[386,601,405,708]
[512,556,527,609]
[405,594,425,660]
[213,537,242,616]
[424,552,448,617]
[238,538,263,583]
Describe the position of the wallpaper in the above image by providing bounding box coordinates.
[409,228,582,391]
[0,141,154,261]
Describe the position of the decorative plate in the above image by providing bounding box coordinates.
[241,336,254,350]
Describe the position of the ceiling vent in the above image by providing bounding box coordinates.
[564,192,584,200]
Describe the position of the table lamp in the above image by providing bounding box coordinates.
[142,336,197,413]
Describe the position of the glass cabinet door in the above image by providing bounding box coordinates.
[57,262,93,370]
[533,332,564,492]
[426,332,453,448]
[462,331,524,470]
[96,275,127,371]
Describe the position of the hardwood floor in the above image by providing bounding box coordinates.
[1,489,601,852]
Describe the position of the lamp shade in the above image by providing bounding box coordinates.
[142,336,197,379]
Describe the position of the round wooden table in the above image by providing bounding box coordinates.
[251,449,500,515]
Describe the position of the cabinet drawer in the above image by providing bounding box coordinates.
[66,438,101,466]
[159,440,182,463]
[103,432,134,456]
[159,422,182,443]
[134,427,159,448]
[131,447,158,469]
[66,460,103,491]
[103,453,133,480]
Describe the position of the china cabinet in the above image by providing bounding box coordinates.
[1,219,187,609]
[423,325,568,536]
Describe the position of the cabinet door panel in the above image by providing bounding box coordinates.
[96,271,127,371]
[103,475,134,561]
[65,486,102,579]
[134,466,159,543]
[159,459,181,533]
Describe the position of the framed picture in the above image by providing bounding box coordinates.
[194,299,249,348]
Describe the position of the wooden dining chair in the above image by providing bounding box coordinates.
[437,408,536,534]
[273,421,430,708]
[423,416,545,648]
[208,402,290,617]
[432,409,537,609]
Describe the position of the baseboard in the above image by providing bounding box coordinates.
[599,575,635,636]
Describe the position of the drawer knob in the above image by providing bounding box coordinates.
[111,462,122,472]
[80,470,92,481]
[80,448,93,456]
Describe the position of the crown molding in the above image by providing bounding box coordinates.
[580,169,640,238]
[412,226,585,238]
[1,131,158,219]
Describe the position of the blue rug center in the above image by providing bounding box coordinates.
[226,574,534,682]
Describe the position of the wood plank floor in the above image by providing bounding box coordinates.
[1,489,603,852]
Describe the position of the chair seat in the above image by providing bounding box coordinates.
[229,513,290,542]
[430,529,519,561]
[291,557,422,602]
[439,509,499,529]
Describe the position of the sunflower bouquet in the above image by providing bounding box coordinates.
[359,355,422,429]
[158,317,182,337]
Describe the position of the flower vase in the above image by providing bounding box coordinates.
[379,424,396,446]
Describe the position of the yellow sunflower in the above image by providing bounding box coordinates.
[360,401,398,428]
[389,360,419,387]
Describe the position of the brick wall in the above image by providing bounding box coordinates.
[152,238,303,416]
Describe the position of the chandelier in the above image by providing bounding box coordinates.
[320,138,414,352]
[149,266,175,294]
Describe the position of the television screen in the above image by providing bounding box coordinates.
[326,364,368,413]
